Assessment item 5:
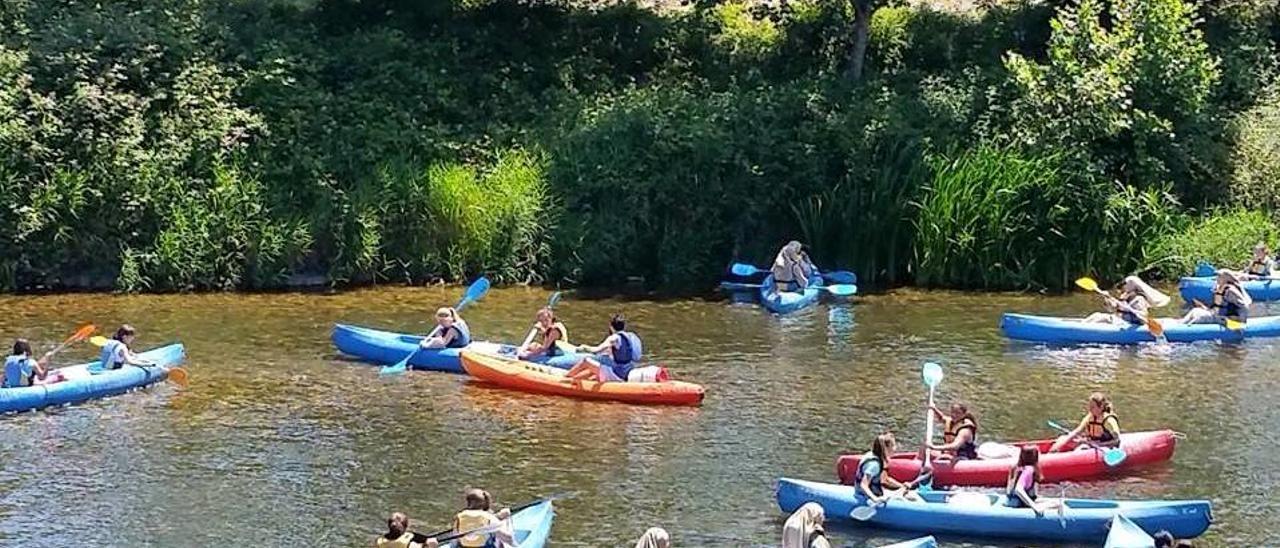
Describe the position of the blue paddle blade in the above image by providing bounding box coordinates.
[823,270,858,285]
[1046,420,1071,435]
[730,263,763,277]
[826,283,857,297]
[379,356,410,376]
[922,362,943,387]
[1194,261,1215,277]
[456,276,491,310]
[1103,448,1128,467]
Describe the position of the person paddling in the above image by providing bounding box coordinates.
[1180,269,1252,325]
[447,488,514,548]
[2,339,51,388]
[420,307,471,350]
[1049,392,1121,452]
[1243,242,1275,279]
[771,241,815,293]
[855,432,920,504]
[375,512,421,548]
[567,314,649,384]
[1082,276,1169,325]
[518,307,568,361]
[925,402,979,460]
[96,325,154,371]
[1005,446,1064,518]
[634,527,672,548]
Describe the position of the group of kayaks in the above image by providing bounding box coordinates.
[332,304,707,406]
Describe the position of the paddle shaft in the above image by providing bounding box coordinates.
[412,495,559,543]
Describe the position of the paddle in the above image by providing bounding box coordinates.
[1074,277,1165,338]
[519,291,563,350]
[1190,299,1247,331]
[380,277,491,376]
[920,362,943,485]
[731,281,858,296]
[1047,420,1127,466]
[729,262,858,285]
[49,324,96,357]
[410,492,572,544]
[87,335,189,388]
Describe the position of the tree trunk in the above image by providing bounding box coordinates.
[847,0,873,81]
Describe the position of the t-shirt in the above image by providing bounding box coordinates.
[860,459,883,481]
[1016,465,1035,492]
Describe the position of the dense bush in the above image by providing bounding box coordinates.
[1146,209,1280,279]
[0,0,1274,292]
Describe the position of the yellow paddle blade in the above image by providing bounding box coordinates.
[1226,319,1245,331]
[1074,277,1099,292]
[166,367,190,388]
[89,335,109,347]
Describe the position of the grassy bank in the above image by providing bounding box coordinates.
[0,0,1276,292]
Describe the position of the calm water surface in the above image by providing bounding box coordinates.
[0,287,1275,547]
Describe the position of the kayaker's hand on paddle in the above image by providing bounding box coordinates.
[496,507,511,520]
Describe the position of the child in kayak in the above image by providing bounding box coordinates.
[442,488,513,548]
[568,314,666,384]
[1005,446,1063,518]
[771,241,815,293]
[518,308,568,360]
[781,502,830,548]
[1082,276,1169,325]
[420,307,470,349]
[1180,269,1252,325]
[2,339,51,388]
[96,325,155,372]
[1049,392,1121,452]
[925,402,979,460]
[854,432,920,504]
[375,512,419,548]
[1243,242,1275,278]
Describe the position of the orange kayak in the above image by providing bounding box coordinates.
[460,351,706,406]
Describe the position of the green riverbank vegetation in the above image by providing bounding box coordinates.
[0,0,1276,292]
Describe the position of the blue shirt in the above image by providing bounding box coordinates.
[3,355,35,388]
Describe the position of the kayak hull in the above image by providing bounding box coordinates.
[1180,276,1280,303]
[776,478,1211,542]
[0,344,185,414]
[760,274,824,314]
[460,351,705,406]
[836,430,1177,487]
[331,324,580,373]
[881,536,937,548]
[1105,514,1155,548]
[1000,313,1280,344]
[441,500,555,548]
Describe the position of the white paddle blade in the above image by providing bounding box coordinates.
[849,504,878,521]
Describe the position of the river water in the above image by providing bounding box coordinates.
[0,287,1274,547]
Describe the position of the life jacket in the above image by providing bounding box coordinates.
[1007,465,1038,501]
[1247,257,1273,276]
[854,452,884,497]
[943,416,979,459]
[1084,412,1120,443]
[540,322,568,357]
[446,319,472,349]
[99,339,125,371]
[611,331,643,366]
[1118,295,1148,325]
[3,355,33,388]
[455,509,495,548]
[1213,283,1246,319]
[375,532,415,548]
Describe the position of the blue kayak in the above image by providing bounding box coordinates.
[760,274,825,314]
[0,343,185,414]
[438,500,555,548]
[1180,275,1280,303]
[1000,313,1280,344]
[776,478,1211,543]
[331,324,581,374]
[1105,514,1155,548]
[881,536,936,548]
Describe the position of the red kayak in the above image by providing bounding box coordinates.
[835,430,1177,487]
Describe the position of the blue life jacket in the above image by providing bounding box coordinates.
[3,355,34,388]
[99,339,125,371]
[855,453,884,497]
[610,331,642,366]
